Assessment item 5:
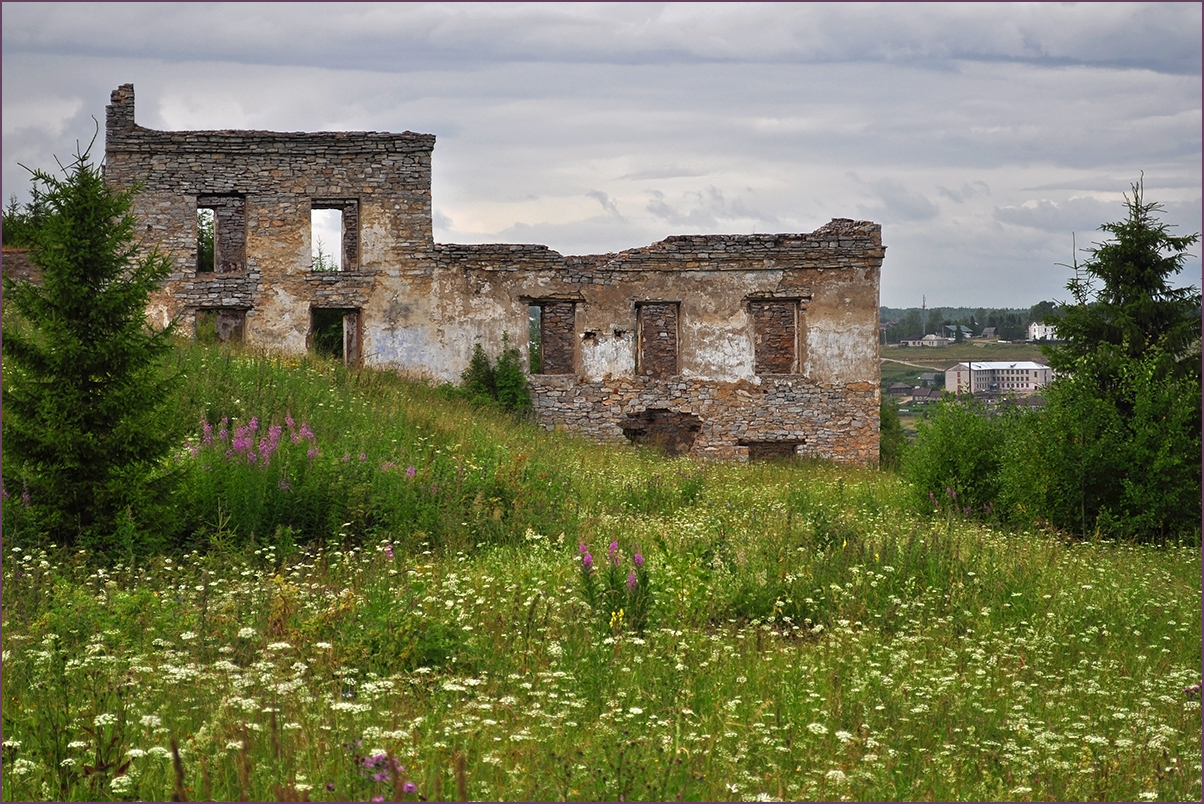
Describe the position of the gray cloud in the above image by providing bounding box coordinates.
[993,197,1120,234]
[585,190,622,218]
[938,181,990,204]
[646,187,778,231]
[857,179,939,223]
[3,4,1198,307]
[3,3,1199,74]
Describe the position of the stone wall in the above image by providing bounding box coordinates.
[1,247,39,284]
[103,84,885,466]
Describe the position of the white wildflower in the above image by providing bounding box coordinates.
[807,722,828,735]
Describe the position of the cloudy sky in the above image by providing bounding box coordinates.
[3,2,1200,307]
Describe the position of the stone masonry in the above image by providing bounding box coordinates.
[102,84,885,465]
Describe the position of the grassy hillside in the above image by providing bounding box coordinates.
[2,342,1200,802]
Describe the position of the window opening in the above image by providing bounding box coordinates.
[195,309,245,345]
[637,302,679,379]
[528,301,575,374]
[196,208,214,272]
[311,308,361,365]
[744,441,801,462]
[751,300,798,374]
[311,200,359,271]
[621,409,701,457]
[197,195,246,274]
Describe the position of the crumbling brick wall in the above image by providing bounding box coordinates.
[104,84,885,465]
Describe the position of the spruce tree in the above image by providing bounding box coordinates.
[2,142,180,554]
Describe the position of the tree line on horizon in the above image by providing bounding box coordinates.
[879,302,1059,342]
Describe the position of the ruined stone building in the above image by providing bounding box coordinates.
[102,84,885,464]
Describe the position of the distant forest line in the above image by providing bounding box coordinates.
[879,302,1056,342]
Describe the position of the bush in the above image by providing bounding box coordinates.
[457,334,531,414]
[878,395,906,471]
[900,397,1012,518]
[1000,347,1200,540]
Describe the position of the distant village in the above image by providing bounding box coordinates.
[879,309,1060,410]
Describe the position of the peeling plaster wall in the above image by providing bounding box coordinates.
[104,84,885,465]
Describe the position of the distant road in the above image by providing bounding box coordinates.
[882,357,938,370]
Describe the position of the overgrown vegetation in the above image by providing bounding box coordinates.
[901,182,1201,542]
[2,144,181,555]
[454,336,532,415]
[1,359,1199,799]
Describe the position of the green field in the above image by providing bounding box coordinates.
[3,343,1200,802]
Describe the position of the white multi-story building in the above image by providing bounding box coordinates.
[945,361,1053,395]
[1027,321,1058,341]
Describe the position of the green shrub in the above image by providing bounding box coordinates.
[458,334,532,414]
[900,397,1012,518]
[878,395,906,471]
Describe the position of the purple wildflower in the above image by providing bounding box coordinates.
[1,488,8,500]
[307,447,318,459]
[582,553,594,573]
[359,453,367,462]
[627,572,637,591]
[403,782,417,794]
[608,540,620,566]
[385,544,394,559]
[277,479,291,491]
[579,543,589,555]
[342,454,350,462]
[21,491,30,505]
[633,552,644,569]
[406,465,417,478]
[326,782,335,792]
[286,414,295,428]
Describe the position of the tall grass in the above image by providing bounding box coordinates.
[2,341,1200,801]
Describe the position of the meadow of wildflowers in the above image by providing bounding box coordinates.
[2,342,1200,801]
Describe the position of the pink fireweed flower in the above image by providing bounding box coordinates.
[285,414,295,428]
[627,572,637,591]
[384,544,394,558]
[406,465,417,478]
[342,454,350,462]
[582,553,594,574]
[608,541,620,566]
[359,453,367,462]
[633,552,644,569]
[307,447,318,459]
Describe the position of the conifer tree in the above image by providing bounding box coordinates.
[3,141,180,554]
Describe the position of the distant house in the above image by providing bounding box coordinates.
[899,333,949,347]
[978,326,997,339]
[945,361,1052,395]
[887,382,912,397]
[910,387,942,405]
[919,372,938,387]
[1027,322,1058,341]
[942,324,973,339]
